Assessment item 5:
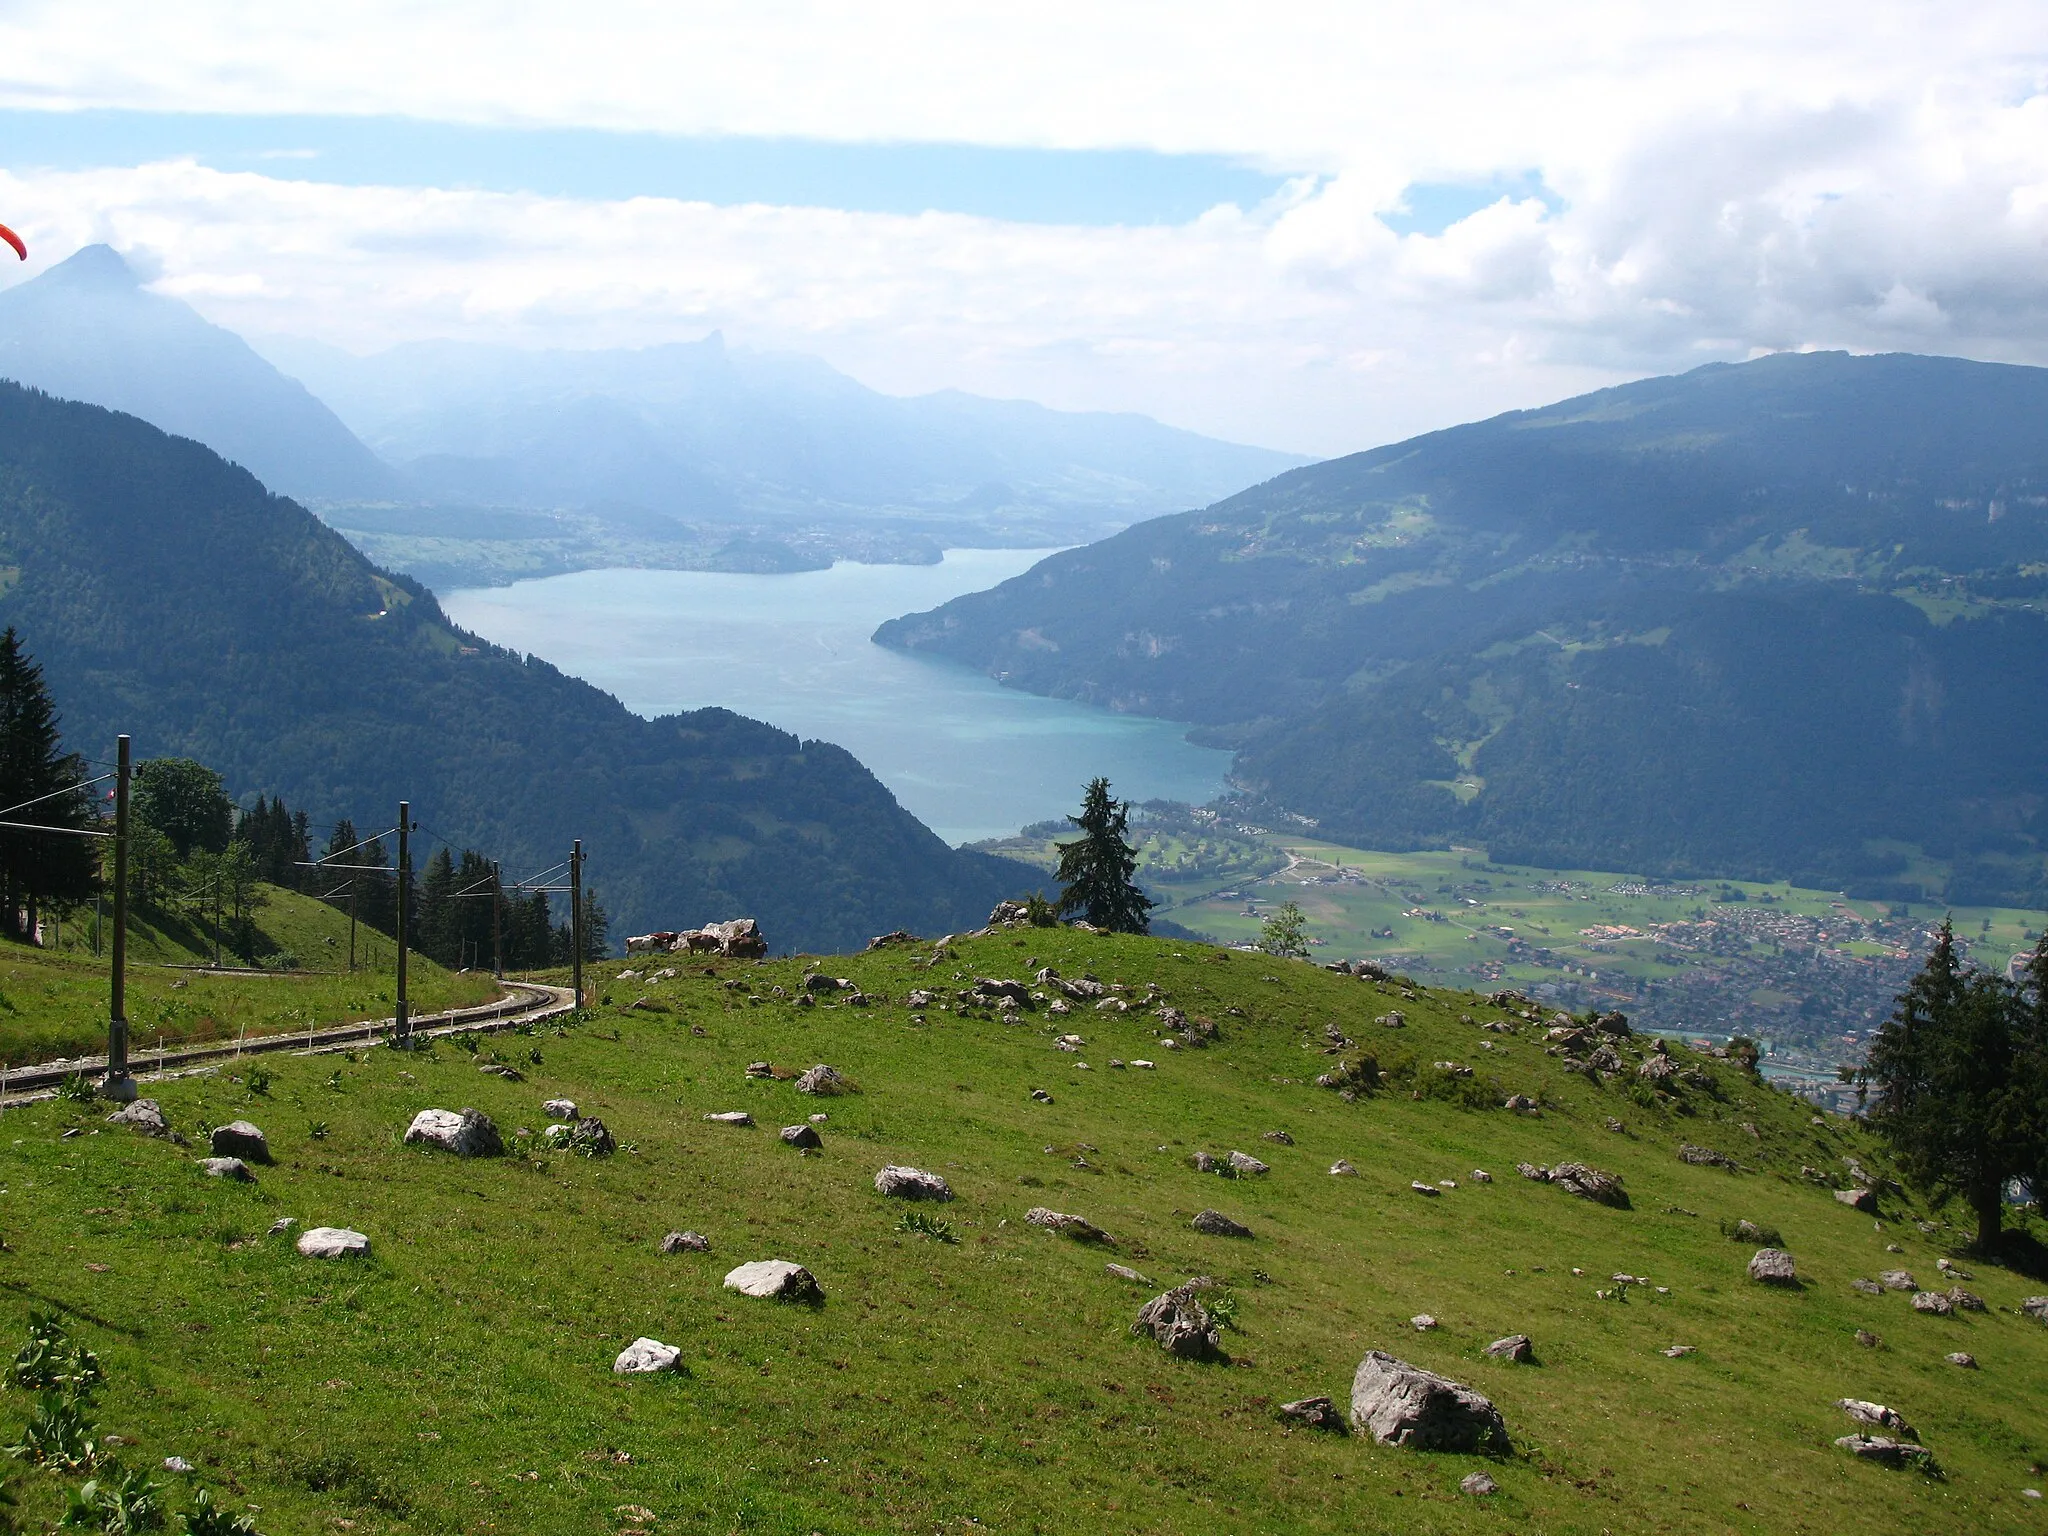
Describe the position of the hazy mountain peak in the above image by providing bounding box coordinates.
[0,246,397,501]
[37,243,144,292]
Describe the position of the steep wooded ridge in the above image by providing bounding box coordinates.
[878,352,2048,904]
[0,382,1017,949]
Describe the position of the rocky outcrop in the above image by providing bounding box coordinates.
[1278,1396,1346,1431]
[795,1064,853,1096]
[1133,1280,1221,1359]
[296,1227,369,1259]
[628,918,766,957]
[874,1165,953,1201]
[1550,1163,1629,1208]
[723,1259,822,1301]
[1025,1208,1112,1243]
[106,1099,169,1137]
[1348,1351,1509,1452]
[1837,1399,1916,1438]
[209,1121,269,1163]
[1835,1187,1878,1212]
[404,1108,503,1158]
[613,1338,682,1373]
[1748,1249,1798,1285]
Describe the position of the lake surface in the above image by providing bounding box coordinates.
[441,550,1232,845]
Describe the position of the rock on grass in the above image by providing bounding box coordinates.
[613,1338,681,1373]
[874,1165,952,1201]
[296,1227,369,1260]
[1191,1209,1252,1238]
[404,1108,504,1158]
[1348,1351,1509,1452]
[723,1259,822,1301]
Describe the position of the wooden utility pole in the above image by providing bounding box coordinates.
[491,860,504,979]
[395,801,411,1043]
[570,839,584,1008]
[99,736,135,1101]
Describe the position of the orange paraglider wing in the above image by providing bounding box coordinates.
[0,223,23,261]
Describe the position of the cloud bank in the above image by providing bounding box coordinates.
[0,3,2045,454]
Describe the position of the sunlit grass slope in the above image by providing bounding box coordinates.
[1,929,2043,1534]
[0,884,499,1065]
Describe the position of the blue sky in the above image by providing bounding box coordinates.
[0,109,1297,227]
[0,2,2042,455]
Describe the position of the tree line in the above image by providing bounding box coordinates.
[0,626,605,969]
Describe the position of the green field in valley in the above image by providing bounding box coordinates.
[0,928,2043,1534]
[978,811,2046,1092]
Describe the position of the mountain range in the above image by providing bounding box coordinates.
[0,379,1019,950]
[877,351,2048,906]
[0,246,1307,585]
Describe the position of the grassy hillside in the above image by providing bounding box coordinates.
[0,883,498,1065]
[3,928,2042,1533]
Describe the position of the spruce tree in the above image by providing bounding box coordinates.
[1861,921,2048,1250]
[418,846,459,966]
[1053,777,1152,934]
[0,628,98,942]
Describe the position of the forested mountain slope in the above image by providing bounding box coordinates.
[877,352,2048,903]
[0,382,1017,949]
[0,246,398,501]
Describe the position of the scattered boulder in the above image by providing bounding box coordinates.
[196,1157,254,1181]
[1503,1094,1538,1112]
[703,1111,755,1127]
[1484,1334,1534,1364]
[795,1064,853,1096]
[1910,1291,1953,1316]
[1663,1345,1696,1357]
[1029,1089,1053,1103]
[1411,1314,1438,1331]
[612,1338,682,1374]
[1852,1278,1884,1296]
[404,1108,504,1158]
[1835,1435,1937,1472]
[209,1121,269,1163]
[1410,1182,1441,1198]
[723,1259,822,1301]
[1855,1329,1881,1348]
[874,1165,953,1201]
[266,1217,296,1236]
[2023,1297,2048,1323]
[1191,1151,1220,1173]
[1550,1163,1629,1208]
[1191,1209,1253,1238]
[478,1060,527,1078]
[1516,1162,1549,1182]
[1731,1219,1770,1242]
[551,1116,616,1155]
[1228,1151,1271,1177]
[1462,1472,1499,1496]
[660,1231,711,1254]
[780,1124,823,1150]
[1946,1352,1977,1369]
[1025,1208,1112,1244]
[1749,1249,1798,1285]
[1278,1396,1346,1432]
[866,929,919,949]
[1348,1351,1509,1453]
[1837,1399,1916,1438]
[296,1227,369,1260]
[1879,1269,1917,1292]
[1262,1130,1295,1145]
[1471,1169,1493,1184]
[1946,1287,1985,1312]
[541,1097,578,1120]
[1133,1280,1221,1359]
[1105,1263,1151,1284]
[744,1062,775,1079]
[1835,1188,1878,1213]
[1678,1144,1737,1169]
[1330,1160,1358,1177]
[106,1099,169,1137]
[802,972,845,994]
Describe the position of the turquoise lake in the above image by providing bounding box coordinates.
[441,549,1232,845]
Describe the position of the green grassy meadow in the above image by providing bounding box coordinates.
[0,886,500,1067]
[0,930,2042,1533]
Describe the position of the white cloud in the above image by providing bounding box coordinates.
[1,4,2047,453]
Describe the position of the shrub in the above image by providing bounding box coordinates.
[8,1312,103,1399]
[60,1468,163,1533]
[56,1074,94,1105]
[178,1487,257,1536]
[1021,892,1060,928]
[896,1210,957,1244]
[242,1069,269,1096]
[6,1392,98,1471]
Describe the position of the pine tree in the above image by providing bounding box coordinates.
[418,846,458,967]
[1053,778,1152,934]
[1861,920,2048,1250]
[0,628,98,943]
